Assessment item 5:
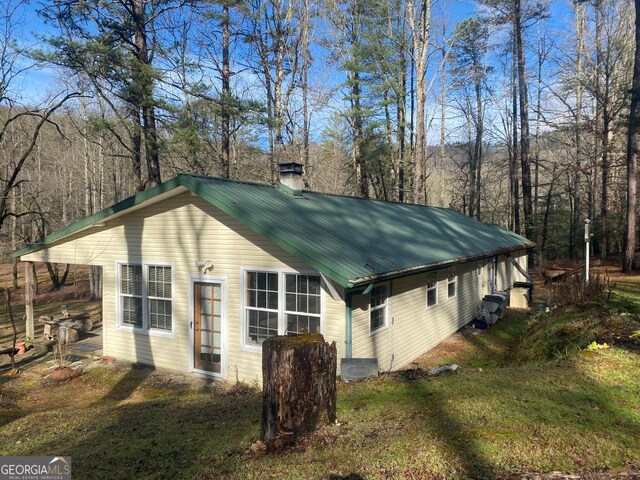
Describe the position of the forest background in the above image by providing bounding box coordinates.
[1,0,638,280]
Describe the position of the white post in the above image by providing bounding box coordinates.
[24,262,35,341]
[584,219,591,284]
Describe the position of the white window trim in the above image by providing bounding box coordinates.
[426,278,439,309]
[116,260,175,338]
[369,283,389,336]
[240,266,325,353]
[447,272,457,300]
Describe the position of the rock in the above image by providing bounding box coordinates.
[250,441,267,455]
[90,313,102,327]
[58,326,78,344]
[101,356,116,365]
[50,367,82,382]
[427,364,460,376]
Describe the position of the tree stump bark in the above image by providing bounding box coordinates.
[260,333,337,449]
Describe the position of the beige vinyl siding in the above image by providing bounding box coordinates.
[496,256,510,291]
[350,250,527,372]
[512,251,528,283]
[21,192,345,383]
[496,251,528,291]
[351,262,484,372]
[350,286,394,370]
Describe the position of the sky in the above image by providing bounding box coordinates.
[11,0,576,143]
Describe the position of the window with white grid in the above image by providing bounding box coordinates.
[245,271,279,345]
[284,274,321,336]
[370,285,388,333]
[447,272,457,299]
[118,263,172,332]
[120,265,143,328]
[243,269,324,349]
[426,280,438,308]
[147,265,172,331]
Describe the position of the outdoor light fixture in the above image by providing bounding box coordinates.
[196,260,214,274]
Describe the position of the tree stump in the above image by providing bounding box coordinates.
[260,333,337,449]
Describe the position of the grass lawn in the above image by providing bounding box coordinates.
[1,278,639,479]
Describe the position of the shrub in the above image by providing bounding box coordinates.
[550,272,614,307]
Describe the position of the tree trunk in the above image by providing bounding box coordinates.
[352,70,368,198]
[12,259,18,290]
[130,104,143,192]
[132,0,161,189]
[301,0,311,188]
[474,73,483,220]
[624,0,640,272]
[409,0,432,205]
[601,104,610,259]
[90,266,103,300]
[396,0,407,203]
[221,1,231,179]
[260,334,337,450]
[3,289,17,371]
[511,40,520,234]
[46,263,70,291]
[572,3,585,261]
[515,0,532,241]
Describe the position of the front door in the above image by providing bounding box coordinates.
[194,282,223,373]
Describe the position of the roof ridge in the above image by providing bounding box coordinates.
[179,173,459,212]
[178,173,277,190]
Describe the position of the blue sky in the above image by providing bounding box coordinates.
[13,0,574,136]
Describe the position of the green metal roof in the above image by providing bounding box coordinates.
[14,174,533,288]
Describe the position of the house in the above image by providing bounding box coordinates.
[14,164,534,382]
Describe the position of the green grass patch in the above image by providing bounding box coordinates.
[1,282,639,478]
[514,294,640,364]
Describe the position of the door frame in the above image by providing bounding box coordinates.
[188,274,228,378]
[487,258,497,294]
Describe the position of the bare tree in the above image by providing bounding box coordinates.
[624,0,640,272]
[0,2,80,234]
[244,0,301,183]
[408,0,432,204]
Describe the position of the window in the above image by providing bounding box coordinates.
[148,266,172,330]
[246,271,279,345]
[243,270,322,347]
[370,285,388,333]
[285,274,321,336]
[426,280,438,308]
[118,263,172,332]
[121,265,142,327]
[447,273,457,299]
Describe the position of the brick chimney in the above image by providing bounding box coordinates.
[279,162,304,192]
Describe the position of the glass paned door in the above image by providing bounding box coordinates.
[194,282,223,373]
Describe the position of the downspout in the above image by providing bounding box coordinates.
[345,290,353,359]
[345,283,372,359]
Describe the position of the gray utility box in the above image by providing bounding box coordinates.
[341,358,378,381]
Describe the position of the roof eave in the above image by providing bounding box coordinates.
[346,242,536,288]
[12,177,187,258]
